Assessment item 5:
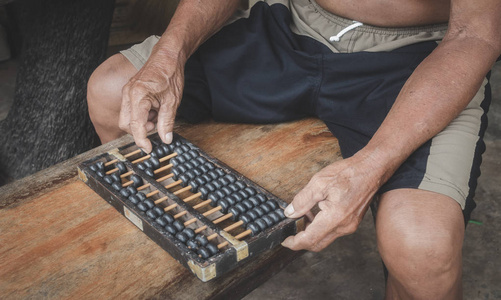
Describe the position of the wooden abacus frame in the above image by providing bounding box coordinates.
[77,133,304,282]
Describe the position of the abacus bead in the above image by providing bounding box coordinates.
[130,175,143,188]
[217,177,230,187]
[268,212,281,224]
[244,187,257,196]
[129,194,140,204]
[253,206,265,218]
[187,149,199,159]
[185,169,197,180]
[155,146,165,157]
[247,223,261,236]
[199,164,210,173]
[126,186,137,195]
[190,158,201,167]
[137,202,148,211]
[221,186,232,196]
[181,144,191,152]
[95,161,105,170]
[149,157,160,168]
[156,216,168,227]
[96,170,105,177]
[143,159,153,169]
[260,202,272,214]
[267,200,279,210]
[120,188,131,198]
[207,170,219,180]
[187,239,199,250]
[247,210,259,221]
[215,169,226,177]
[150,150,158,158]
[189,180,201,193]
[183,161,194,170]
[146,209,159,219]
[218,199,230,213]
[173,146,185,154]
[242,199,254,210]
[207,192,221,204]
[89,164,97,172]
[116,162,127,174]
[103,175,113,185]
[145,168,155,177]
[196,156,207,165]
[138,162,146,170]
[160,213,174,224]
[214,190,226,200]
[198,247,210,259]
[112,181,122,191]
[255,218,268,231]
[136,192,146,201]
[144,199,155,209]
[205,162,216,170]
[181,152,192,162]
[256,193,268,203]
[179,174,190,186]
[201,174,212,183]
[199,186,211,200]
[235,203,247,214]
[235,180,246,190]
[226,195,237,206]
[175,232,188,243]
[173,220,185,232]
[212,180,223,190]
[165,224,177,235]
[182,228,196,240]
[153,206,164,216]
[232,193,244,203]
[240,213,253,224]
[160,143,170,155]
[228,207,241,220]
[205,182,217,192]
[275,208,286,220]
[224,174,237,183]
[111,173,121,182]
[227,183,239,193]
[207,243,218,255]
[176,155,187,165]
[195,176,207,186]
[170,157,180,166]
[192,168,203,177]
[262,215,274,227]
[195,234,209,247]
[237,190,250,200]
[248,196,260,207]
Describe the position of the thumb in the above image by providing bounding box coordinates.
[157,100,177,145]
[285,184,324,219]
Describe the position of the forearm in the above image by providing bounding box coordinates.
[151,0,240,64]
[358,36,501,185]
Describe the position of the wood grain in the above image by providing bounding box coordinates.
[0,119,340,299]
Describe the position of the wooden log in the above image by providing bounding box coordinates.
[0,119,341,299]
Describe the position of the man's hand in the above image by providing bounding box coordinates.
[282,154,381,252]
[119,53,185,153]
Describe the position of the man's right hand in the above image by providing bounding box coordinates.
[119,51,185,153]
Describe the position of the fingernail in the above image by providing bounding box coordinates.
[284,204,295,217]
[165,132,173,144]
[140,147,149,154]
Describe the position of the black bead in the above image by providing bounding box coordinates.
[145,168,155,177]
[116,162,127,174]
[217,199,230,213]
[234,180,246,190]
[170,157,180,166]
[244,187,257,196]
[137,162,146,170]
[240,213,253,224]
[242,199,254,210]
[196,156,207,165]
[160,143,170,155]
[221,186,232,196]
[255,218,268,231]
[143,199,155,209]
[227,183,240,193]
[126,186,137,196]
[173,146,185,155]
[207,192,221,204]
[205,182,216,192]
[120,187,131,198]
[189,180,201,193]
[262,215,274,227]
[267,200,279,211]
[228,207,241,221]
[260,202,272,214]
[231,193,244,203]
[155,216,168,227]
[187,239,199,250]
[247,222,261,236]
[143,159,153,169]
[207,243,218,255]
[89,164,97,172]
[111,173,121,183]
[212,180,223,190]
[179,174,191,186]
[112,181,122,191]
[214,190,226,200]
[201,174,212,183]
[175,232,188,243]
[155,146,165,157]
[103,175,113,185]
[146,209,159,219]
[183,161,195,170]
[198,185,211,200]
[181,145,191,152]
[207,170,219,180]
[226,195,237,206]
[268,212,281,224]
[160,213,174,224]
[182,152,192,162]
[247,210,259,221]
[96,170,105,178]
[256,193,268,204]
[128,194,140,205]
[190,158,201,167]
[187,149,199,159]
[204,162,215,170]
[252,206,265,218]
[275,208,286,220]
[149,156,160,168]
[182,228,196,239]
[130,174,143,188]
[217,177,229,187]
[95,161,105,171]
[136,192,146,201]
[150,150,158,158]
[224,174,237,183]
[153,206,164,216]
[247,196,260,207]
[195,234,209,247]
[195,176,207,186]
[165,224,177,235]
[235,203,247,214]
[192,168,203,177]
[197,247,210,259]
[172,220,185,232]
[215,169,226,177]
[175,155,187,165]
[137,202,148,211]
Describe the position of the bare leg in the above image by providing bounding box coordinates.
[87,53,138,143]
[376,189,464,300]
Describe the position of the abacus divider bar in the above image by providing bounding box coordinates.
[159,152,177,163]
[154,163,173,174]
[222,220,244,233]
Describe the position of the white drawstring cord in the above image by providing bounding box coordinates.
[329,21,363,42]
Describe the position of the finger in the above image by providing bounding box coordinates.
[284,183,323,219]
[118,85,133,133]
[157,97,177,145]
[130,97,153,153]
[282,210,339,252]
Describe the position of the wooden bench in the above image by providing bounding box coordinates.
[0,118,341,299]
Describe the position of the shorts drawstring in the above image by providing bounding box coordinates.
[329,21,363,42]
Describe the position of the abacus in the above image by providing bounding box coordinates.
[78,133,304,281]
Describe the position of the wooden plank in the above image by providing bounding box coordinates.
[0,119,341,299]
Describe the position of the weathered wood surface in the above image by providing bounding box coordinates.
[0,119,341,299]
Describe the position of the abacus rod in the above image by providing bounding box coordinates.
[195,225,207,234]
[192,199,212,210]
[212,213,232,224]
[159,152,177,163]
[234,229,252,240]
[203,206,222,217]
[173,186,191,195]
[154,163,173,174]
[154,196,168,204]
[104,149,141,166]
[223,220,244,232]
